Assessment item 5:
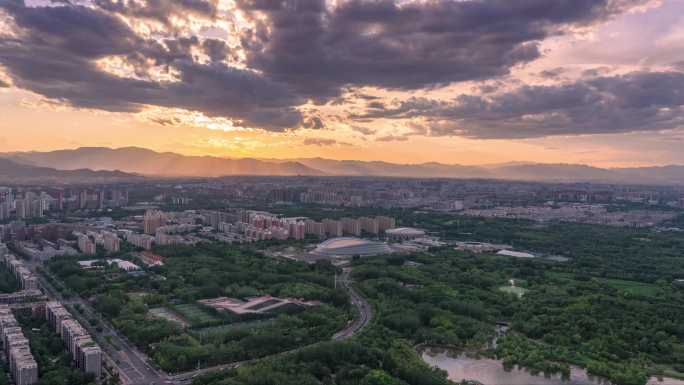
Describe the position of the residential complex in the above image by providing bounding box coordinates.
[0,249,39,291]
[1,305,38,385]
[45,302,102,378]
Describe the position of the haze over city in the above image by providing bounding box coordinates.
[1,0,684,167]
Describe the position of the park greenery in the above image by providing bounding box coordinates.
[191,341,452,385]
[45,242,351,373]
[191,212,684,385]
[37,209,684,385]
[346,212,684,385]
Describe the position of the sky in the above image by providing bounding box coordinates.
[1,0,684,167]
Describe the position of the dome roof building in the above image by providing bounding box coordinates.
[312,237,393,257]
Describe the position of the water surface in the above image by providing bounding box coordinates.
[422,349,607,385]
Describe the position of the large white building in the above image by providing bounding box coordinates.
[312,237,393,257]
[385,227,426,241]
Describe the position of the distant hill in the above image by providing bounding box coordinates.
[0,157,139,184]
[5,147,684,185]
[287,158,487,178]
[6,147,323,177]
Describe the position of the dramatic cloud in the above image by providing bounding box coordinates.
[376,134,409,142]
[0,0,675,140]
[0,0,303,130]
[302,116,325,130]
[351,125,376,135]
[303,137,350,146]
[0,79,9,87]
[357,71,684,139]
[238,0,653,99]
[538,67,567,79]
[93,0,218,25]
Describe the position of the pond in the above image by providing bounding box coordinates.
[422,349,684,385]
[422,349,608,385]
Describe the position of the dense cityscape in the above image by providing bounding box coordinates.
[0,177,683,385]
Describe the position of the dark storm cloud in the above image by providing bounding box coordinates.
[202,38,230,62]
[237,0,652,99]
[0,0,664,135]
[0,0,303,130]
[93,0,218,25]
[355,71,684,139]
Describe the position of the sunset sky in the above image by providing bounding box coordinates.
[1,0,684,167]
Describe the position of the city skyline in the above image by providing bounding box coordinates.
[1,0,684,167]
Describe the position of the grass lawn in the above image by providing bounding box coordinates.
[601,278,661,297]
[172,303,222,326]
[499,285,529,298]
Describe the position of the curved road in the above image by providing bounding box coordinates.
[333,267,373,341]
[32,259,371,385]
[172,266,373,384]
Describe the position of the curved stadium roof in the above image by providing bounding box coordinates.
[313,237,393,257]
[385,227,426,236]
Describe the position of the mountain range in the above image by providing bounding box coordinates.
[4,147,684,185]
[0,157,139,184]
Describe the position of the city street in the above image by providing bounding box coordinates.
[26,259,170,385]
[27,260,373,385]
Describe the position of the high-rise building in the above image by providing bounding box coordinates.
[126,233,154,250]
[56,191,65,211]
[15,199,26,219]
[288,221,306,240]
[1,253,39,290]
[78,341,102,378]
[0,187,12,221]
[46,302,102,379]
[341,218,361,237]
[102,232,120,254]
[78,190,88,209]
[144,210,165,235]
[1,305,38,385]
[359,217,380,235]
[0,201,10,221]
[96,191,104,209]
[377,216,396,232]
[323,219,343,237]
[46,302,71,336]
[0,187,13,206]
[305,220,325,238]
[76,233,96,255]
